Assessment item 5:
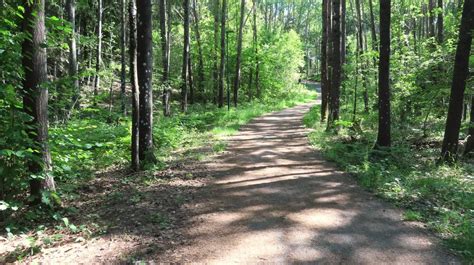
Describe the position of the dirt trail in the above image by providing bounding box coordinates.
[161,101,458,264]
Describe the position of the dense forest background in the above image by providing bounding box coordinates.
[0,0,473,262]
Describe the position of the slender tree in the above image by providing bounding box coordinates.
[437,0,444,43]
[192,0,204,100]
[327,0,341,130]
[320,0,329,122]
[441,0,474,161]
[136,0,155,164]
[93,0,103,99]
[213,0,220,104]
[66,0,79,111]
[233,0,246,107]
[252,0,260,98]
[22,0,55,202]
[181,0,190,112]
[375,0,391,148]
[129,0,139,170]
[464,96,474,155]
[159,0,171,116]
[120,0,127,115]
[218,0,227,108]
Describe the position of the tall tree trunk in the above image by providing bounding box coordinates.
[120,0,127,115]
[213,0,220,105]
[218,0,227,108]
[159,0,171,116]
[375,0,391,148]
[252,0,260,99]
[192,0,204,101]
[327,0,341,130]
[66,0,79,111]
[137,0,155,165]
[341,0,346,65]
[368,0,377,49]
[188,53,194,104]
[437,0,444,43]
[464,96,474,155]
[428,0,436,37]
[441,0,474,161]
[94,0,103,99]
[181,0,190,112]
[233,0,246,107]
[321,0,329,122]
[22,0,55,203]
[129,0,139,171]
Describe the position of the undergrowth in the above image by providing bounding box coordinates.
[304,105,474,262]
[0,85,316,238]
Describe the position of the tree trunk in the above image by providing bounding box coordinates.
[437,0,444,43]
[368,0,377,49]
[428,0,436,37]
[464,96,474,155]
[441,0,474,161]
[213,0,220,105]
[181,0,190,112]
[159,0,171,116]
[320,0,329,122]
[192,0,204,101]
[22,0,55,203]
[120,0,127,115]
[218,0,227,108]
[188,53,194,104]
[341,0,346,65]
[129,0,139,171]
[327,0,341,130]
[252,0,260,99]
[94,0,103,99]
[233,0,246,107]
[66,0,79,111]
[375,0,391,148]
[137,0,155,165]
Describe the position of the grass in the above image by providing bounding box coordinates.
[303,105,474,262]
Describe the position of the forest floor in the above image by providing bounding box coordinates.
[1,100,460,264]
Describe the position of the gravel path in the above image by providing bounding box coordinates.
[162,101,459,264]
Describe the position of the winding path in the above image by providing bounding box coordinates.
[164,101,458,264]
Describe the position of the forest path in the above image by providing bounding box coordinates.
[162,100,458,264]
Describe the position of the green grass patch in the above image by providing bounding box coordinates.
[303,106,474,262]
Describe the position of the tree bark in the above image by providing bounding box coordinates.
[137,0,155,165]
[327,0,341,130]
[213,0,220,105]
[252,0,260,99]
[368,0,377,49]
[129,0,139,171]
[320,0,329,122]
[464,96,474,155]
[22,0,55,202]
[159,0,171,116]
[66,0,79,110]
[181,0,190,112]
[375,0,391,148]
[93,0,103,99]
[428,0,436,37]
[192,0,204,101]
[218,0,227,108]
[233,0,246,107]
[441,0,474,161]
[437,0,444,43]
[120,0,127,115]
